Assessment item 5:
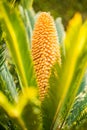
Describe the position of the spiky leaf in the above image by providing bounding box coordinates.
[0,1,37,89]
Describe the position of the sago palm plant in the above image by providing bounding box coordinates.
[0,0,87,130]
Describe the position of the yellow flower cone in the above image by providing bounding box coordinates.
[32,12,61,100]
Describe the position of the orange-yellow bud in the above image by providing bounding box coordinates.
[32,12,61,100]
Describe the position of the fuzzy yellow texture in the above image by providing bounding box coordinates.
[32,12,61,100]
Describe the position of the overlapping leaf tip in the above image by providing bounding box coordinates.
[32,12,61,100]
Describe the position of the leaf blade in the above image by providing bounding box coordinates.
[0,1,37,89]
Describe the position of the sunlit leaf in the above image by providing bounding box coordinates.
[52,15,87,130]
[0,1,37,89]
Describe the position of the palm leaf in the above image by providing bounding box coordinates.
[0,2,41,130]
[52,13,87,130]
[65,73,87,129]
[0,64,18,102]
[55,17,66,60]
[0,87,41,130]
[21,0,33,9]
[0,1,37,90]
[19,6,35,46]
[42,13,87,130]
[0,26,18,102]
[55,17,65,44]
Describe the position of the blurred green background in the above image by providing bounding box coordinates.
[33,0,87,27]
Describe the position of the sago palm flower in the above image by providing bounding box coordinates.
[32,12,61,100]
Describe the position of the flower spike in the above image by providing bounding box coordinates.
[32,12,61,100]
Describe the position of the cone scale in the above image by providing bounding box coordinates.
[32,12,61,100]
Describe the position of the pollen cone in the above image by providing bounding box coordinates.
[32,12,61,100]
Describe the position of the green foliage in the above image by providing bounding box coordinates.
[0,0,87,130]
[55,17,65,44]
[64,73,87,129]
[0,64,18,102]
[20,0,33,9]
[41,13,87,130]
[0,0,37,89]
[0,0,40,130]
[0,23,17,103]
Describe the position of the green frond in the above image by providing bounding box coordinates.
[19,6,35,45]
[41,63,61,130]
[0,1,37,89]
[0,88,41,130]
[0,44,5,69]
[65,73,87,129]
[27,8,35,30]
[19,5,33,45]
[0,64,18,102]
[55,17,65,44]
[0,25,5,68]
[0,107,21,130]
[0,26,18,103]
[41,13,87,130]
[55,17,66,59]
[20,0,33,9]
[68,107,87,130]
[52,14,87,130]
[0,1,41,129]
